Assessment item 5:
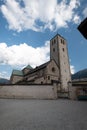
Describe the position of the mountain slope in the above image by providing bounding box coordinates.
[72,68,87,80]
[0,78,10,84]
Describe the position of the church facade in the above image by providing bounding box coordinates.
[10,34,71,91]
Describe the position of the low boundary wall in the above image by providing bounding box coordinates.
[0,84,57,99]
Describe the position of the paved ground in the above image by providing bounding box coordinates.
[0,99,87,130]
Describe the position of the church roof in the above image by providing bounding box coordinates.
[24,65,33,69]
[35,61,50,70]
[50,33,66,41]
[12,69,23,76]
[26,61,50,75]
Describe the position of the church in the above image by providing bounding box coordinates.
[10,34,71,92]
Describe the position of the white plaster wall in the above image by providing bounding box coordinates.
[0,85,56,99]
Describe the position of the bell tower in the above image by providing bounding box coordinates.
[50,34,71,91]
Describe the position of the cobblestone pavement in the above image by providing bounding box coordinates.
[0,99,87,130]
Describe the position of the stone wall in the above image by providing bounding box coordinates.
[69,86,77,100]
[0,84,57,99]
[11,75,23,84]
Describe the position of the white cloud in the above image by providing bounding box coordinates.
[70,65,75,74]
[83,7,87,17]
[0,41,50,68]
[73,15,81,24]
[0,41,75,75]
[0,0,80,32]
[0,41,75,78]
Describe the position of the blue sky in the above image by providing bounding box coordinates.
[0,0,87,79]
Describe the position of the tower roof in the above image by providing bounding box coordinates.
[12,69,23,76]
[50,33,66,41]
[24,65,33,69]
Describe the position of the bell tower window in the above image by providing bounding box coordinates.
[62,48,64,52]
[53,48,55,52]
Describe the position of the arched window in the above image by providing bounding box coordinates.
[53,48,55,52]
[48,76,50,80]
[62,48,64,51]
[63,40,65,45]
[41,81,43,84]
[61,39,62,43]
[54,39,56,43]
[52,67,55,72]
